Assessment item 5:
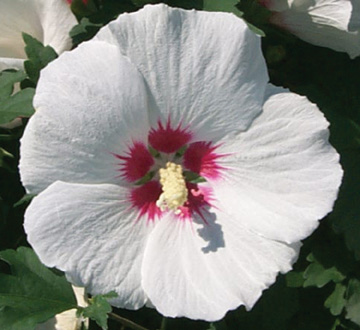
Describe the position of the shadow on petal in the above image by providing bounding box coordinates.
[195,209,225,254]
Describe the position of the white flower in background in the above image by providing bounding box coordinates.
[259,0,360,58]
[36,286,88,330]
[0,0,77,71]
[20,4,342,321]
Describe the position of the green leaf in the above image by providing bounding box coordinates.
[23,33,58,83]
[345,279,360,326]
[303,253,346,288]
[325,283,347,316]
[80,291,117,330]
[203,0,243,17]
[0,70,26,101]
[236,0,270,35]
[0,247,77,330]
[285,271,305,288]
[70,17,103,46]
[0,88,35,124]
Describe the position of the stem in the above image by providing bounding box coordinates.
[160,317,168,330]
[108,312,150,330]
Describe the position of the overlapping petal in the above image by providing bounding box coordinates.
[20,40,150,194]
[24,181,154,309]
[0,0,77,71]
[95,4,268,141]
[142,204,299,321]
[263,0,360,58]
[209,85,343,243]
[19,4,343,323]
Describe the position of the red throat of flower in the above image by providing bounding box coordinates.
[115,120,227,223]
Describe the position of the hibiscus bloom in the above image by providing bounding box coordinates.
[20,4,342,321]
[0,0,77,71]
[259,0,360,58]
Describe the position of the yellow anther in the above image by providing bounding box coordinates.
[156,162,188,214]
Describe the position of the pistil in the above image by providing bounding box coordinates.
[156,162,188,214]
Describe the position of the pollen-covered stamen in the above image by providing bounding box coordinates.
[156,162,188,214]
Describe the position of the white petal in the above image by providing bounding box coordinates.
[142,206,299,321]
[269,0,360,58]
[0,0,76,70]
[210,85,342,243]
[20,40,150,194]
[95,4,268,141]
[36,0,77,54]
[24,181,155,309]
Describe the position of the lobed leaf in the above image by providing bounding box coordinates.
[0,89,35,125]
[70,17,103,46]
[80,291,117,330]
[325,283,347,316]
[345,279,360,326]
[23,33,58,84]
[303,254,346,288]
[0,247,77,330]
[0,71,26,101]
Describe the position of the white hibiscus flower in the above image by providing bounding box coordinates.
[259,0,360,58]
[0,0,77,71]
[20,4,343,321]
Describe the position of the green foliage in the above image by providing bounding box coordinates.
[237,0,270,35]
[23,33,58,84]
[0,247,77,330]
[0,89,35,125]
[70,17,103,46]
[0,70,26,100]
[345,279,360,326]
[325,283,347,316]
[0,1,359,329]
[0,70,33,125]
[303,253,346,288]
[203,0,243,17]
[285,271,305,288]
[79,291,117,329]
